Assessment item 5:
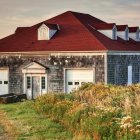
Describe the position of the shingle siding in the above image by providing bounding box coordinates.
[108,55,140,85]
[0,55,105,94]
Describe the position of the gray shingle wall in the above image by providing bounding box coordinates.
[0,55,105,94]
[108,55,140,85]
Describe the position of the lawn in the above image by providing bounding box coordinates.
[0,101,72,140]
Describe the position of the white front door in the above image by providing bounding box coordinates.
[25,74,47,99]
[65,69,95,93]
[22,62,48,99]
[0,69,9,95]
[32,76,40,99]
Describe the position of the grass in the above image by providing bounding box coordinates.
[0,124,4,135]
[0,83,140,139]
[0,101,72,140]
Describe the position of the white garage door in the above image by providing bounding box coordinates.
[0,69,9,95]
[65,69,95,93]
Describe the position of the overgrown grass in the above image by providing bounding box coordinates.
[34,84,140,140]
[0,83,140,139]
[0,125,4,136]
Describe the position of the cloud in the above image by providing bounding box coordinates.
[0,0,140,38]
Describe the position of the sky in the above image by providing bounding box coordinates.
[0,0,140,39]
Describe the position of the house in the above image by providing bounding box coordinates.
[0,11,140,99]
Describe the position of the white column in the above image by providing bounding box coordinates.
[23,73,26,93]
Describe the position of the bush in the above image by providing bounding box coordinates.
[33,84,140,139]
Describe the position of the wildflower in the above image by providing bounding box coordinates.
[129,128,135,133]
[135,130,140,134]
[121,116,132,124]
[120,123,132,129]
[136,125,140,128]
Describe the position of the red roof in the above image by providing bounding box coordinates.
[91,23,115,30]
[117,25,128,31]
[129,27,139,33]
[0,11,140,52]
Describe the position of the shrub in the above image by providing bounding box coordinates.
[33,84,140,139]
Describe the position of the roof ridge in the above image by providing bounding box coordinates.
[70,12,108,50]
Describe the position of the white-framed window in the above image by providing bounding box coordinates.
[38,24,49,40]
[128,65,132,85]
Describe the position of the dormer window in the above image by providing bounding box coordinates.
[38,23,59,40]
[129,27,140,41]
[117,25,129,41]
[90,23,117,40]
[112,25,117,40]
[38,24,49,40]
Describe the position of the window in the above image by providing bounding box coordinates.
[75,82,79,85]
[40,28,48,40]
[136,32,140,41]
[112,27,117,40]
[27,77,31,89]
[125,28,129,40]
[0,81,2,84]
[128,66,132,85]
[41,77,46,89]
[38,24,48,40]
[4,81,8,84]
[68,82,73,85]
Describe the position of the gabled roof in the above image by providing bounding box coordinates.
[116,25,128,31]
[129,27,139,33]
[22,61,48,69]
[22,61,49,74]
[0,11,140,53]
[38,23,58,30]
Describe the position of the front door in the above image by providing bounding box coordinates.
[32,76,40,99]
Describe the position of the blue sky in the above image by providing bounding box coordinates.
[0,0,140,38]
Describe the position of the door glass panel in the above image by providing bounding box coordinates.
[41,77,46,89]
[27,77,31,89]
